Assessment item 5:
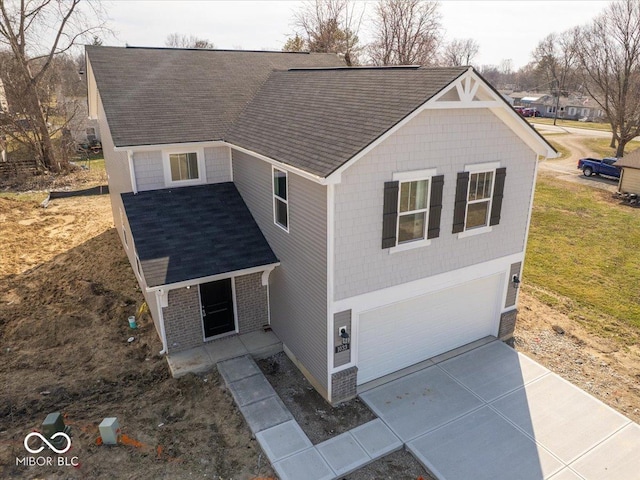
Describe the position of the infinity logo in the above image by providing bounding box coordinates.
[24,432,72,454]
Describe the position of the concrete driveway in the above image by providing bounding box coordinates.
[360,341,640,480]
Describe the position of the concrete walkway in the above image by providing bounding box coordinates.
[218,340,640,480]
[218,355,402,480]
[166,330,282,377]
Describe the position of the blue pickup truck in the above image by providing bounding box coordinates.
[577,157,620,178]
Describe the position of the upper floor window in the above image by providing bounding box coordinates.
[453,162,506,238]
[398,179,430,244]
[466,171,494,229]
[162,147,206,186]
[170,152,199,181]
[273,167,289,231]
[381,169,444,252]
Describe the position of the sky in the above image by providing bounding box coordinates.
[103,0,613,69]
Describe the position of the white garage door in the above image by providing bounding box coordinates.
[357,274,503,385]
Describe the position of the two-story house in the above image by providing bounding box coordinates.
[86,46,555,405]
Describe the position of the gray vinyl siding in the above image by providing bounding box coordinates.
[334,108,537,300]
[205,146,232,183]
[133,150,163,191]
[232,150,328,390]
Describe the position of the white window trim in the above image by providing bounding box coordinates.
[457,161,500,239]
[162,147,206,187]
[272,166,289,233]
[389,168,437,254]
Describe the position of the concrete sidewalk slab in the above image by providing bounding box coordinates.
[407,406,564,480]
[255,420,312,463]
[492,374,631,464]
[166,346,212,377]
[317,432,369,477]
[360,365,483,442]
[204,335,247,363]
[217,355,261,384]
[239,330,282,359]
[570,423,640,479]
[239,395,293,434]
[228,373,276,407]
[350,419,402,459]
[547,469,584,480]
[438,341,549,402]
[272,447,335,480]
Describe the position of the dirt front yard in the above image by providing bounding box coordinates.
[1,174,639,478]
[0,195,273,479]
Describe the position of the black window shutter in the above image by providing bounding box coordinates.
[490,167,507,226]
[427,175,444,239]
[382,181,399,248]
[452,171,469,233]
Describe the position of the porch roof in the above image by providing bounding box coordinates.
[121,183,278,288]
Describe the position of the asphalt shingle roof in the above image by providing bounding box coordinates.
[86,46,345,147]
[615,148,640,169]
[226,66,468,177]
[121,183,278,287]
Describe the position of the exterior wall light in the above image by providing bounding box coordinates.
[339,327,350,345]
[512,274,521,289]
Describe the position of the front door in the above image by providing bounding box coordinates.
[200,279,235,338]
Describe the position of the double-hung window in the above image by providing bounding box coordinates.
[465,171,494,229]
[452,162,506,237]
[397,179,430,244]
[381,169,444,252]
[273,168,288,231]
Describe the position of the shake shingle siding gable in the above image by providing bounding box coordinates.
[121,183,278,287]
[226,67,468,177]
[86,46,345,148]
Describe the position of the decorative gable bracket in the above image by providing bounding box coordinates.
[425,68,501,109]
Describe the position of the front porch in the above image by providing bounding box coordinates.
[166,329,282,378]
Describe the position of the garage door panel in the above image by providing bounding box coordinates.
[357,275,502,384]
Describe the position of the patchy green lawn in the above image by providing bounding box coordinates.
[525,175,640,336]
[544,135,571,159]
[529,118,612,132]
[581,138,640,159]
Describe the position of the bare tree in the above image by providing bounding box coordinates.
[292,0,363,65]
[368,0,442,66]
[532,31,579,125]
[0,0,106,172]
[442,38,479,66]
[165,33,215,49]
[575,0,640,157]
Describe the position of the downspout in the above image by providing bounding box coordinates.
[127,150,138,194]
[156,289,168,355]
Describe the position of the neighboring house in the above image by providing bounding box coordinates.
[58,93,101,145]
[86,46,556,405]
[514,92,605,121]
[616,148,640,194]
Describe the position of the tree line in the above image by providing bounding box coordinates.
[1,0,639,174]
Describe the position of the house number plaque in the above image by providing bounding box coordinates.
[335,344,350,353]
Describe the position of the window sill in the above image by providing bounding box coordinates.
[274,221,290,233]
[457,226,492,239]
[165,178,205,188]
[389,238,431,254]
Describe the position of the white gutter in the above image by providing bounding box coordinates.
[145,263,281,293]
